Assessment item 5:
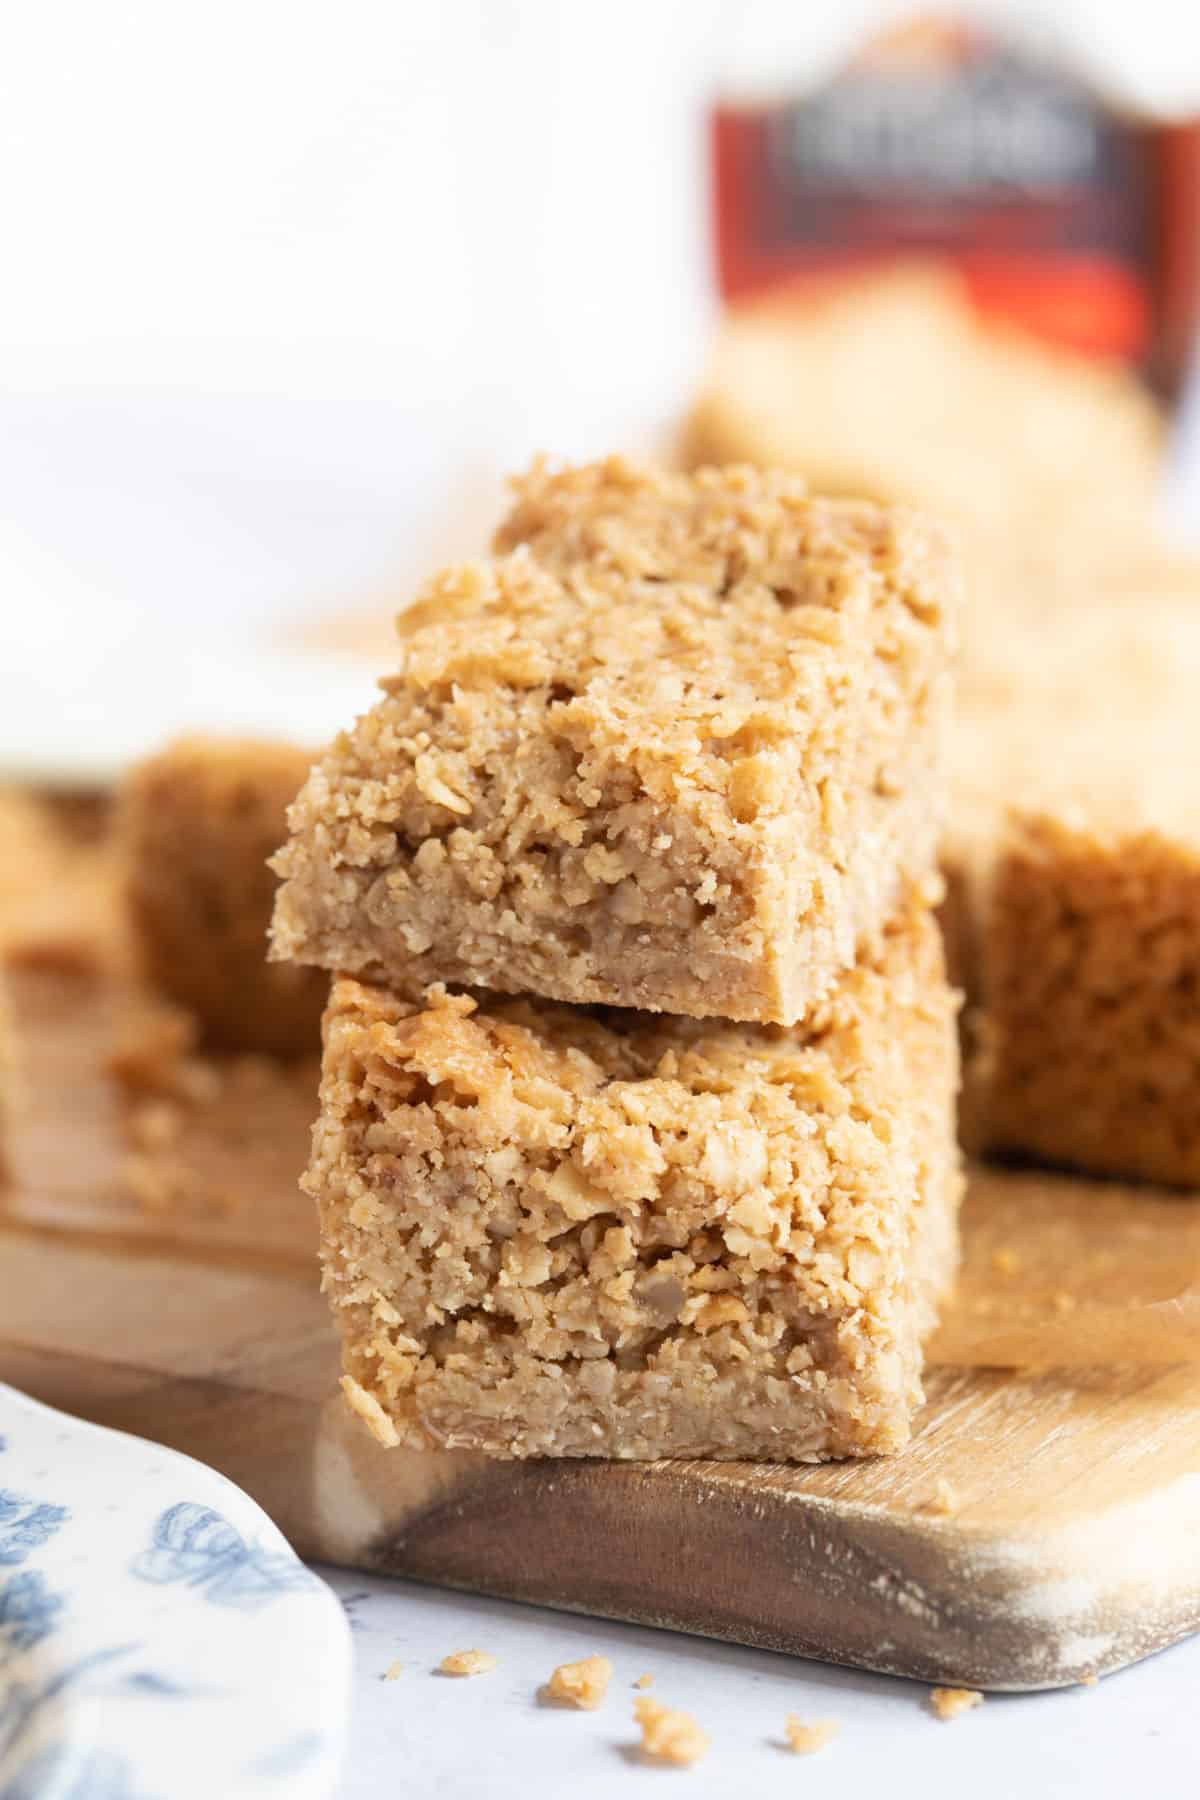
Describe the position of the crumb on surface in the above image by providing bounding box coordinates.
[633,1696,710,1766]
[634,1673,654,1690]
[169,1057,225,1107]
[543,1655,612,1710]
[383,1660,403,1681]
[925,1477,960,1516]
[1080,1674,1098,1688]
[785,1716,839,1755]
[111,1034,318,1223]
[439,1649,497,1678]
[126,1098,183,1151]
[991,1247,1022,1276]
[108,1010,226,1110]
[930,1687,983,1721]
[120,1152,187,1214]
[107,1005,197,1094]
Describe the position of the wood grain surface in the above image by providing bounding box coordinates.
[4,960,1200,1692]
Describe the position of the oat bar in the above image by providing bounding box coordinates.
[949,588,1200,1184]
[306,899,960,1461]
[271,459,957,1025]
[123,738,327,1056]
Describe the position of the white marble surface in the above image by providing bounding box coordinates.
[320,1564,1200,1798]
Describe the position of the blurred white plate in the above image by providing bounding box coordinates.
[0,1382,351,1798]
[0,516,385,785]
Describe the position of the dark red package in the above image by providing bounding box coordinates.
[712,18,1200,399]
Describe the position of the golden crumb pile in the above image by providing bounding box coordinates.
[103,990,319,1223]
[439,1649,497,1678]
[785,1716,839,1755]
[383,1660,403,1682]
[109,1005,219,1212]
[930,1687,983,1721]
[634,1696,710,1766]
[634,1673,654,1690]
[544,1655,613,1710]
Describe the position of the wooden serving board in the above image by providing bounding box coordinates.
[5,961,1200,1693]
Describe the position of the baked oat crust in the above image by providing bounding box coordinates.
[306,899,960,1462]
[272,459,957,1026]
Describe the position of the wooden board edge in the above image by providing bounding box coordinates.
[9,1344,1199,1694]
[312,1400,1200,1693]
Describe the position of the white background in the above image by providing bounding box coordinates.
[2,0,1200,777]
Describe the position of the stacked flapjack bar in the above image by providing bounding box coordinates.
[948,580,1200,1188]
[272,459,963,1460]
[122,737,326,1056]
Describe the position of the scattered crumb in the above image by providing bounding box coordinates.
[1080,1674,1098,1688]
[107,1006,197,1094]
[991,1247,1022,1276]
[171,1057,225,1107]
[110,1023,315,1224]
[543,1655,613,1710]
[120,1152,187,1214]
[383,1660,403,1682]
[108,998,232,1110]
[923,1477,960,1516]
[127,1099,183,1151]
[1052,1289,1077,1314]
[785,1716,839,1755]
[930,1687,983,1721]
[634,1673,654,1690]
[439,1649,498,1678]
[114,1054,225,1113]
[119,1148,242,1218]
[633,1696,710,1767]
